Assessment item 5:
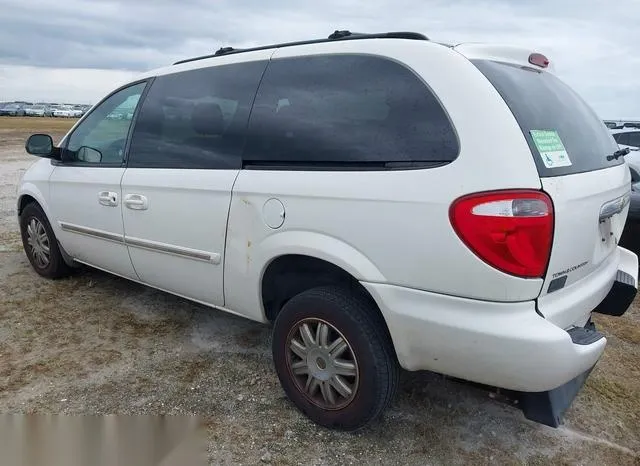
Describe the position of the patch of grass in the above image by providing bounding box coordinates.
[0,116,78,132]
[177,357,217,385]
[0,117,77,148]
[586,376,628,405]
[0,230,22,251]
[596,313,640,344]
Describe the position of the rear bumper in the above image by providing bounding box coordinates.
[362,247,637,393]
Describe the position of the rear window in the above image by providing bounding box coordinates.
[244,54,459,169]
[472,60,621,177]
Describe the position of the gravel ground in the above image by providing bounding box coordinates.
[1,119,639,465]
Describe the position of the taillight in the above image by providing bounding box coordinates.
[450,190,554,278]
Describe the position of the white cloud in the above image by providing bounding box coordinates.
[0,0,638,118]
[0,66,137,104]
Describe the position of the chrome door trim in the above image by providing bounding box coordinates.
[59,222,124,244]
[124,235,221,264]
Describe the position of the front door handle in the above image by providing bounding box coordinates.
[124,194,148,211]
[98,191,118,207]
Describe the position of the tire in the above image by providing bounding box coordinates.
[19,203,72,279]
[272,285,399,431]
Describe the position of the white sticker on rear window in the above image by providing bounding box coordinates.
[530,130,572,168]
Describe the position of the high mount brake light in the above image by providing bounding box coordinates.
[450,190,554,278]
[528,53,549,68]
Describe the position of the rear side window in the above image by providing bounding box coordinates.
[473,60,621,177]
[128,61,267,169]
[244,54,458,169]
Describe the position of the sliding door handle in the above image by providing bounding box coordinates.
[124,194,148,211]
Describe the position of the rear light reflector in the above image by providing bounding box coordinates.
[450,190,554,278]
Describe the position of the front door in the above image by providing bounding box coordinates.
[49,81,148,279]
[121,59,268,306]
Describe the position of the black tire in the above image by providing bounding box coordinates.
[272,285,399,431]
[19,202,72,279]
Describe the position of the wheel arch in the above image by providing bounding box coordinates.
[17,193,40,216]
[17,180,53,220]
[259,253,396,359]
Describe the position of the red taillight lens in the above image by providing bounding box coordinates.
[450,190,554,278]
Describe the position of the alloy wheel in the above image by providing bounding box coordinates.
[286,318,359,410]
[26,217,50,268]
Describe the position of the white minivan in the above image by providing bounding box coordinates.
[17,31,638,430]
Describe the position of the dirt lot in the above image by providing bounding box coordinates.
[1,117,639,465]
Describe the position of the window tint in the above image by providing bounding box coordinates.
[128,61,267,169]
[64,82,146,165]
[472,60,621,177]
[244,55,458,168]
[628,132,640,148]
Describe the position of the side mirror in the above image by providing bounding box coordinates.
[25,134,53,157]
[76,146,102,163]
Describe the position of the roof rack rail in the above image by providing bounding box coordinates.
[173,30,429,65]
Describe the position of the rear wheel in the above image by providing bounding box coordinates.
[19,203,71,279]
[272,286,398,431]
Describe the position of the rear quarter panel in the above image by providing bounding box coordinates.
[224,40,546,320]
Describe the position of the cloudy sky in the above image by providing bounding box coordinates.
[1,0,638,119]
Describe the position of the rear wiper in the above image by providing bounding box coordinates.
[607,147,630,161]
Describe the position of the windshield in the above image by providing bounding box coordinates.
[472,60,621,177]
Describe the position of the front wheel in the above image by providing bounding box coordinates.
[19,203,72,279]
[272,286,399,431]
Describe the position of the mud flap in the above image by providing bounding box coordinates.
[518,365,594,427]
[518,320,601,427]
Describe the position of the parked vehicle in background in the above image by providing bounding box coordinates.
[610,128,640,174]
[611,128,640,148]
[52,105,82,118]
[72,105,87,117]
[0,103,26,116]
[24,105,47,117]
[17,30,638,432]
[605,120,640,129]
[619,170,640,252]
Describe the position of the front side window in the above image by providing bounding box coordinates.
[127,61,267,169]
[244,54,459,168]
[64,82,147,165]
